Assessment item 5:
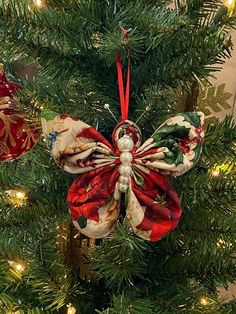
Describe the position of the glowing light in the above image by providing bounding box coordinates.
[200,296,209,306]
[33,0,44,8]
[211,169,220,177]
[225,0,235,11]
[16,264,24,271]
[16,191,26,199]
[67,305,76,314]
[210,162,232,178]
[8,260,26,272]
[5,190,27,207]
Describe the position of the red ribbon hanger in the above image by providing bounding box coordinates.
[116,27,130,120]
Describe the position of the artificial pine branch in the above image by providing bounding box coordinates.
[0,1,236,313]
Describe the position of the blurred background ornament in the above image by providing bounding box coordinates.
[0,63,39,161]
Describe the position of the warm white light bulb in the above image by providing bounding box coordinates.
[34,0,44,7]
[67,305,76,314]
[15,264,24,271]
[211,169,220,177]
[8,260,26,272]
[225,0,235,9]
[5,190,27,207]
[200,296,209,306]
[16,191,26,200]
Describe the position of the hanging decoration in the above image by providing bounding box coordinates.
[0,63,39,161]
[41,29,204,241]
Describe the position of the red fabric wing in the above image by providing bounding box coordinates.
[127,169,182,241]
[77,127,113,151]
[67,164,120,238]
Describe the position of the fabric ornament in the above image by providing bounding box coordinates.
[0,63,39,161]
[41,29,205,241]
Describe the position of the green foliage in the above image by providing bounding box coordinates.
[0,0,236,313]
[91,224,149,290]
[204,115,236,165]
[96,293,155,314]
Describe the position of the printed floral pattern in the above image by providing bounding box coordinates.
[0,72,39,162]
[42,110,204,241]
[0,109,39,161]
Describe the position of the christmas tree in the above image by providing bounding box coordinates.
[0,0,236,313]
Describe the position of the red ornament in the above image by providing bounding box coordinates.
[0,64,39,161]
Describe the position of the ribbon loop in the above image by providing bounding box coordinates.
[116,28,130,120]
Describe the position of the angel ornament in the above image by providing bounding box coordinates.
[41,31,204,242]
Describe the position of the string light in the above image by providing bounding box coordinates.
[211,168,220,177]
[224,0,236,14]
[16,191,25,199]
[211,162,232,178]
[33,0,45,8]
[5,190,27,207]
[200,296,210,306]
[8,261,26,272]
[67,304,76,314]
